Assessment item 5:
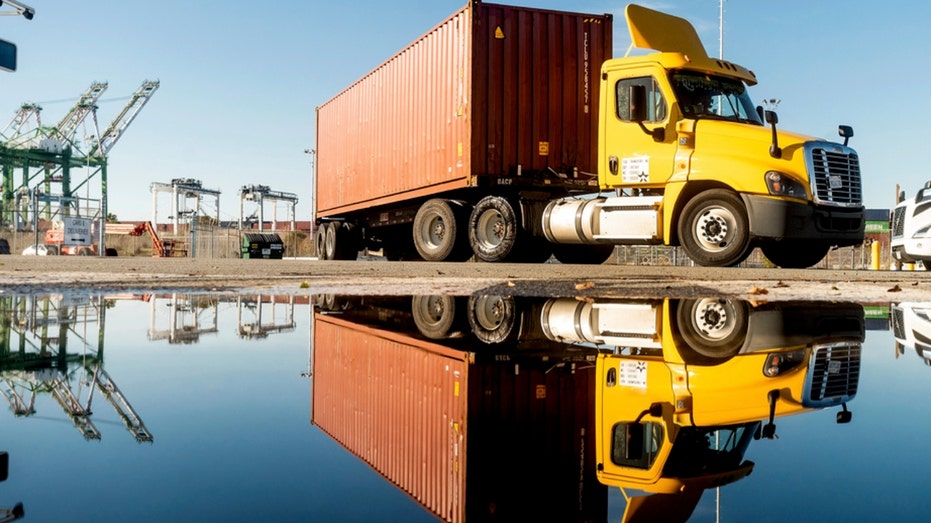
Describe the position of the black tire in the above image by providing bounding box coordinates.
[761,242,830,268]
[469,196,521,262]
[45,245,59,256]
[324,223,338,260]
[675,298,748,361]
[314,225,329,260]
[323,222,358,261]
[551,243,615,265]
[467,294,518,344]
[334,222,360,260]
[677,189,752,267]
[105,248,118,257]
[78,247,93,256]
[413,199,471,261]
[412,295,462,339]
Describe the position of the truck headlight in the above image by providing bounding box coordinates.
[763,349,807,377]
[765,171,808,199]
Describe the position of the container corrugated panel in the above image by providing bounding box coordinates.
[311,314,470,523]
[315,2,612,218]
[464,360,605,521]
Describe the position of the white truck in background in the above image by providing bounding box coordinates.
[891,181,931,269]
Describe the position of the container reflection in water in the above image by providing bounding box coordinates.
[311,294,864,522]
[312,298,605,523]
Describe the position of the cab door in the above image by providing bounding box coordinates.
[600,68,677,190]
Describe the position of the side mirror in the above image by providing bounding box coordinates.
[765,110,781,159]
[764,110,778,125]
[838,125,854,146]
[625,424,645,460]
[629,84,647,123]
[629,85,664,142]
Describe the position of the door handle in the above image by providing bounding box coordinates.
[609,156,619,175]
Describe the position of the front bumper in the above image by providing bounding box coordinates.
[743,194,864,247]
[891,239,931,263]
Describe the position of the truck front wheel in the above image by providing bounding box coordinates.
[678,189,752,267]
[413,199,471,261]
[675,298,748,361]
[469,196,521,262]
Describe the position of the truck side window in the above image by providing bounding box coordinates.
[616,77,666,123]
[611,421,664,469]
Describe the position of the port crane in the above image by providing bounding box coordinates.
[239,184,298,232]
[0,80,158,237]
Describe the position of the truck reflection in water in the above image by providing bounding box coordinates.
[891,301,931,367]
[311,295,864,523]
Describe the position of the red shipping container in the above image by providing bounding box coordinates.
[315,2,613,218]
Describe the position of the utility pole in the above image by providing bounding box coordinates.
[719,0,725,59]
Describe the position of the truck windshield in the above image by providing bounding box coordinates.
[671,71,762,125]
[663,422,758,478]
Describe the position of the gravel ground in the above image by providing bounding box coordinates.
[1,254,929,302]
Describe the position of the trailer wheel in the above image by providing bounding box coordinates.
[106,248,118,257]
[761,241,830,268]
[324,222,359,261]
[77,247,93,256]
[677,189,752,267]
[551,243,615,265]
[412,295,463,339]
[469,196,521,262]
[45,245,59,256]
[314,226,329,260]
[467,294,518,344]
[413,199,471,261]
[675,298,747,361]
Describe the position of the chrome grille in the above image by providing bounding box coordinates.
[891,307,905,339]
[891,207,906,238]
[808,144,862,207]
[806,342,860,406]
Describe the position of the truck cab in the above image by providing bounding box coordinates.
[539,297,862,514]
[891,181,931,269]
[542,5,864,268]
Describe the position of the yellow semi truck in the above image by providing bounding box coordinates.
[315,3,863,267]
[540,297,863,519]
[541,5,863,267]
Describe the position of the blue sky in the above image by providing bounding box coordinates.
[1,1,924,221]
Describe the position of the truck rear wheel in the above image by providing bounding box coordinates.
[45,245,58,256]
[413,199,471,261]
[678,189,752,267]
[467,294,518,344]
[469,196,522,262]
[412,295,463,339]
[77,247,93,256]
[761,241,830,268]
